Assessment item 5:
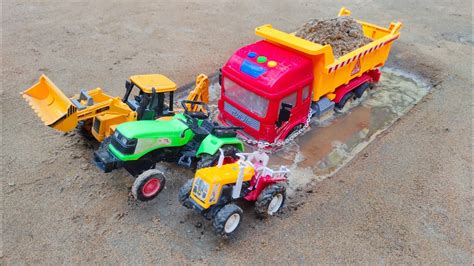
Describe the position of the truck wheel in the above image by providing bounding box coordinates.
[212,204,243,236]
[285,124,304,140]
[197,145,239,169]
[132,169,166,201]
[255,184,286,218]
[178,179,193,208]
[354,82,370,98]
[77,120,94,140]
[335,91,356,110]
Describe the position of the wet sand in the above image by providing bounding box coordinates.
[2,1,471,264]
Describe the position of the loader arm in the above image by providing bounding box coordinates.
[185,74,209,112]
[22,75,136,140]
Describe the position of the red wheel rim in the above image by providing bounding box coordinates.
[142,178,161,197]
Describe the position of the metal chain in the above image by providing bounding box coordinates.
[238,107,312,151]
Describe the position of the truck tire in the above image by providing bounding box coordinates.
[196,145,239,169]
[178,179,193,208]
[132,169,166,202]
[77,120,94,140]
[335,91,356,110]
[285,124,304,140]
[354,82,370,98]
[212,203,243,236]
[255,184,286,218]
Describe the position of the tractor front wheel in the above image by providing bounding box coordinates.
[196,145,239,169]
[132,169,166,201]
[255,184,286,218]
[178,179,194,208]
[212,204,243,236]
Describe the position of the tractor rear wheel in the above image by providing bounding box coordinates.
[178,179,194,208]
[255,184,286,218]
[196,145,239,169]
[212,203,243,236]
[132,169,166,201]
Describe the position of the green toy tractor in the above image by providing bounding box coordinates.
[94,100,244,201]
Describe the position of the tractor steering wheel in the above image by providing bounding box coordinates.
[180,100,210,120]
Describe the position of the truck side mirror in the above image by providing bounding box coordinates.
[218,68,223,86]
[276,103,292,127]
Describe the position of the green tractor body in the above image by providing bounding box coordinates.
[109,113,243,162]
[109,113,194,161]
[94,101,244,200]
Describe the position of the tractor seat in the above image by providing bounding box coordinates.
[211,125,242,138]
[212,127,237,138]
[191,119,213,139]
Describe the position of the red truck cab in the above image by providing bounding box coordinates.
[218,40,313,143]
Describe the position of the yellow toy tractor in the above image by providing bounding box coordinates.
[179,150,289,236]
[22,73,209,142]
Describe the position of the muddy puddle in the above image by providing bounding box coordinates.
[207,67,430,194]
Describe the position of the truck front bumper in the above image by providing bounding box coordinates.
[93,148,122,173]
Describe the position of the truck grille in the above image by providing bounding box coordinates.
[224,102,260,131]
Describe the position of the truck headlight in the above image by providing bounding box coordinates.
[192,177,209,201]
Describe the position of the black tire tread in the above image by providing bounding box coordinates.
[255,184,286,218]
[178,179,193,206]
[212,204,243,236]
[335,91,356,110]
[131,169,166,202]
[196,145,239,169]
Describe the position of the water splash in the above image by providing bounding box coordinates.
[268,68,430,194]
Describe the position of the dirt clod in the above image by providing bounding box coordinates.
[295,17,372,58]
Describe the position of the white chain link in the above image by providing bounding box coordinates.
[238,108,312,151]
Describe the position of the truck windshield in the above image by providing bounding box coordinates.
[223,78,269,117]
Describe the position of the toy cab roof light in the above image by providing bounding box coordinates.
[267,61,277,67]
[247,52,257,58]
[257,56,267,63]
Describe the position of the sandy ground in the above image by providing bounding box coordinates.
[2,0,472,264]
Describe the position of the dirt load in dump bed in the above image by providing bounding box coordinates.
[295,17,372,58]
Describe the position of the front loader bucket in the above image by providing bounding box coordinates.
[22,75,78,132]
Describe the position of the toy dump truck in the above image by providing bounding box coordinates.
[22,73,210,142]
[218,8,402,144]
[179,150,288,236]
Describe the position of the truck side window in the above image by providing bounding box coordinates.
[302,85,310,101]
[281,92,297,108]
[276,92,297,127]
